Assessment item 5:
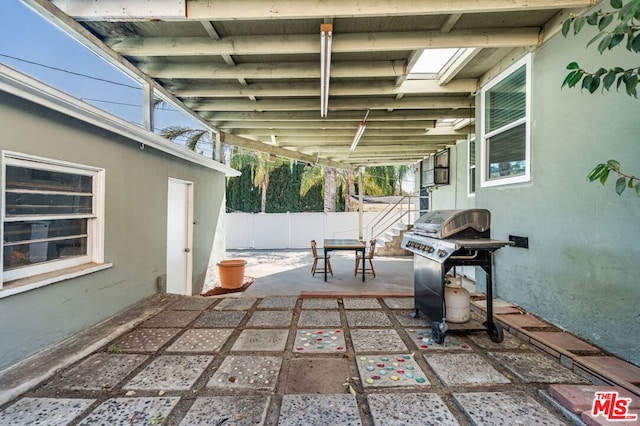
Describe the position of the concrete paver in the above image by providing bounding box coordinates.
[488,352,589,384]
[165,328,233,353]
[453,391,567,426]
[425,353,511,385]
[367,393,459,426]
[405,328,472,351]
[381,297,414,310]
[343,298,382,309]
[123,355,213,391]
[346,310,392,327]
[350,329,408,352]
[0,397,95,426]
[77,397,179,426]
[231,329,289,352]
[45,353,148,391]
[278,394,362,426]
[293,329,346,353]
[139,310,200,328]
[356,354,430,387]
[179,396,270,426]
[1,294,612,425]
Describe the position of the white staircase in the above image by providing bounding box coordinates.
[374,222,412,256]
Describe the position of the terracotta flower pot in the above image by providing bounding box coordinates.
[217,259,247,289]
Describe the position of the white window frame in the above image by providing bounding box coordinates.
[480,54,532,188]
[467,137,476,197]
[1,151,105,286]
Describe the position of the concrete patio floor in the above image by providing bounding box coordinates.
[0,251,638,425]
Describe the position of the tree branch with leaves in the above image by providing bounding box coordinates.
[562,0,639,197]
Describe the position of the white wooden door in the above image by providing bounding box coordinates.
[166,178,193,295]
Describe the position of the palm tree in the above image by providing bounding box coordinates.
[230,148,287,213]
[158,126,211,153]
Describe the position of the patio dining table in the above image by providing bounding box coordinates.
[323,239,366,282]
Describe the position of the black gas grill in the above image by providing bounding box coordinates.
[401,209,513,343]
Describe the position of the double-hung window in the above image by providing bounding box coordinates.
[480,55,531,187]
[2,152,105,285]
[467,138,476,196]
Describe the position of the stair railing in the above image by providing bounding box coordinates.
[367,195,427,242]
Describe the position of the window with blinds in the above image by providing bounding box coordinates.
[480,55,531,187]
[2,153,105,284]
[468,138,476,196]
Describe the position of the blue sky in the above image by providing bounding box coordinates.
[0,1,203,141]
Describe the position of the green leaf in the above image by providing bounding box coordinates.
[609,33,625,49]
[574,16,586,34]
[635,182,640,196]
[611,0,622,9]
[562,19,572,37]
[587,164,606,181]
[632,33,640,52]
[615,177,626,195]
[624,74,638,97]
[588,75,601,93]
[599,169,610,185]
[598,34,612,53]
[587,31,607,48]
[603,70,618,90]
[606,159,621,171]
[566,61,580,70]
[582,75,593,91]
[598,14,614,30]
[628,178,634,188]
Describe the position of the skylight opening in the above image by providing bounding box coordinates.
[409,48,460,77]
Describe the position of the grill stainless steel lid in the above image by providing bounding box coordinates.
[412,209,490,239]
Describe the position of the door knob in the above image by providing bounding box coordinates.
[184,248,191,252]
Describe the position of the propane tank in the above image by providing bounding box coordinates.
[444,275,470,323]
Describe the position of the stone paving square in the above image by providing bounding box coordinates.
[169,296,216,311]
[207,355,282,391]
[110,328,181,352]
[297,309,342,327]
[453,391,567,425]
[343,297,381,309]
[46,353,148,391]
[123,355,213,391]
[293,329,346,353]
[278,394,362,426]
[382,297,415,310]
[246,310,293,327]
[405,328,472,351]
[350,329,408,352]
[77,397,180,426]
[425,353,511,385]
[356,354,430,387]
[392,310,430,327]
[367,393,459,426]
[165,329,233,353]
[213,297,257,311]
[140,310,200,328]
[301,298,339,309]
[0,397,95,426]
[257,296,298,309]
[179,396,270,426]
[346,310,392,327]
[231,329,289,352]
[192,311,247,328]
[488,352,589,384]
[285,358,351,394]
[468,331,531,350]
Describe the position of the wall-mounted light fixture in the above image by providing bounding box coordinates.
[320,23,333,118]
[350,109,370,152]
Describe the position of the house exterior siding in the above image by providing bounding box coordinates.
[0,90,227,371]
[427,24,640,365]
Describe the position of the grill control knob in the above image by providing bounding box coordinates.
[437,249,447,257]
[426,246,434,253]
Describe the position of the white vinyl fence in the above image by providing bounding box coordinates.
[226,212,381,249]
